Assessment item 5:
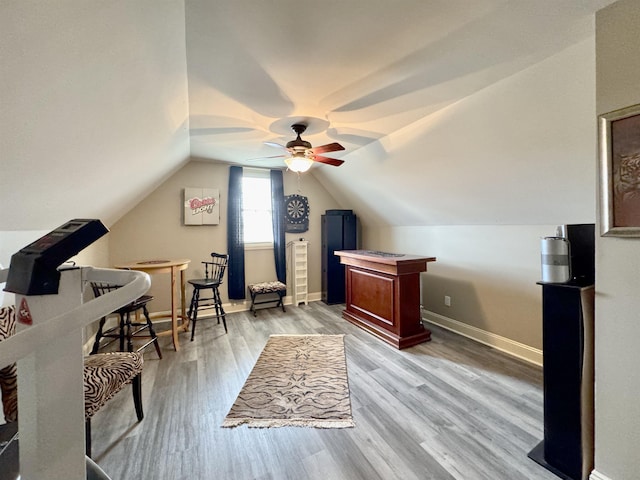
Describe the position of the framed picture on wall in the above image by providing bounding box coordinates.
[184,187,220,225]
[599,103,640,236]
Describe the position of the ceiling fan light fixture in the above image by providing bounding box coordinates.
[285,154,313,173]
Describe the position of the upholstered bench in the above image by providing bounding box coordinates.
[248,281,287,317]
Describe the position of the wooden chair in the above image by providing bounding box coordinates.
[90,283,162,359]
[0,305,144,457]
[187,253,229,341]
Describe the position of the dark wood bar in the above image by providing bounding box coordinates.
[335,250,436,349]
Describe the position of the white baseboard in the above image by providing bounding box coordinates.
[421,310,543,366]
[152,291,323,317]
[225,291,322,312]
[306,292,323,303]
[590,470,613,480]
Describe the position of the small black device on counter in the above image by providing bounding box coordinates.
[561,223,595,285]
[4,219,109,295]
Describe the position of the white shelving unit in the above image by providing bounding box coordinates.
[288,240,309,306]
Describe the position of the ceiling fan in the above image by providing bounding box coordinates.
[263,123,345,172]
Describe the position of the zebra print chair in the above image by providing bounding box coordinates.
[0,304,145,456]
[0,305,17,422]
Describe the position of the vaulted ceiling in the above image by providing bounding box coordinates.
[186,0,611,167]
[1,0,616,231]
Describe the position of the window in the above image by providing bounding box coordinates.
[242,169,273,245]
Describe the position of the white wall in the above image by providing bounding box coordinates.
[365,225,555,355]
[323,38,597,353]
[594,1,640,479]
[0,0,189,331]
[109,160,342,311]
[316,38,596,228]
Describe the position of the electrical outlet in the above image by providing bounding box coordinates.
[444,295,451,307]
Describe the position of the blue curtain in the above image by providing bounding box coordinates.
[227,166,245,300]
[270,170,286,285]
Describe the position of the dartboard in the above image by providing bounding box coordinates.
[285,194,309,232]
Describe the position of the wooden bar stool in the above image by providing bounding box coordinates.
[90,282,162,359]
[187,253,229,341]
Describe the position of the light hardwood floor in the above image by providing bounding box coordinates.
[91,302,556,480]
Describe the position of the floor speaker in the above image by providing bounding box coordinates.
[528,283,594,480]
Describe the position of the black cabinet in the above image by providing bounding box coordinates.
[321,210,357,304]
[529,282,594,480]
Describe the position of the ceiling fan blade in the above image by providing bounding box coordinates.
[309,142,345,155]
[311,155,344,167]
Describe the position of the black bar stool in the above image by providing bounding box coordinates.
[187,253,229,341]
[90,282,162,359]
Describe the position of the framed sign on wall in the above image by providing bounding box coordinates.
[184,187,220,225]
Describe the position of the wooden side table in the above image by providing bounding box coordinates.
[115,259,190,351]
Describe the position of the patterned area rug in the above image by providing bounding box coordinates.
[222,334,355,428]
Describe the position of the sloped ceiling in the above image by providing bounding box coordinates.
[186,0,614,226]
[186,0,607,162]
[1,0,616,231]
[1,2,191,231]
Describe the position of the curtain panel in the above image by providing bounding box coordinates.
[227,166,246,299]
[270,170,286,286]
